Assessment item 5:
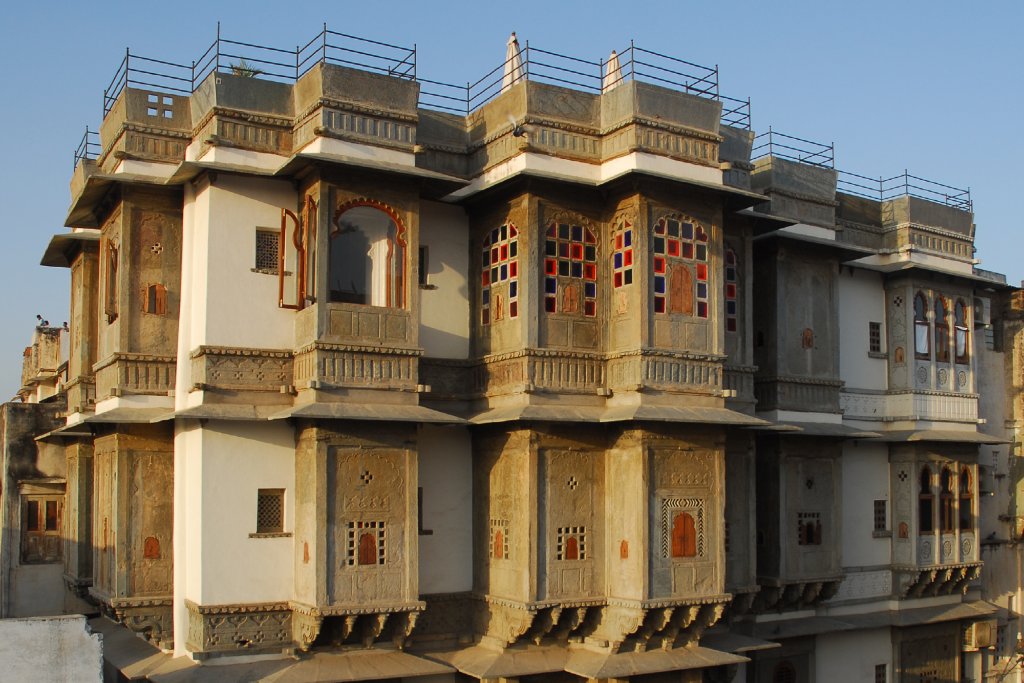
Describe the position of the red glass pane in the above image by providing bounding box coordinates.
[491,247,499,262]
[655,220,666,235]
[614,272,622,288]
[482,309,489,324]
[545,296,556,312]
[584,263,596,280]
[585,228,596,244]
[616,234,623,250]
[697,227,708,242]
[727,318,737,332]
[654,296,665,313]
[545,259,557,275]
[584,300,596,317]
[697,301,708,318]
[682,243,694,259]
[500,244,508,261]
[510,261,518,278]
[654,257,666,274]
[697,263,707,281]
[510,225,518,237]
[624,249,633,266]
[546,225,556,237]
[571,243,583,260]
[667,240,680,257]
[482,271,490,286]
[510,301,518,318]
[726,283,736,298]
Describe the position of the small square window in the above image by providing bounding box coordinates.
[874,663,887,683]
[255,230,279,273]
[256,489,284,533]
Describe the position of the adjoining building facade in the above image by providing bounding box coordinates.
[6,24,1024,682]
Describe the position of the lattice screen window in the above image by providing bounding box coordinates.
[481,224,519,324]
[869,321,882,353]
[874,663,887,683]
[724,247,738,331]
[873,500,887,532]
[256,489,284,533]
[612,221,634,289]
[544,221,597,316]
[556,526,586,560]
[797,511,822,545]
[347,521,386,566]
[255,229,280,273]
[653,215,709,317]
[490,519,509,560]
[661,498,705,558]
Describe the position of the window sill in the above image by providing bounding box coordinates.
[872,530,892,539]
[868,351,888,360]
[418,284,437,290]
[251,268,292,276]
[249,531,292,539]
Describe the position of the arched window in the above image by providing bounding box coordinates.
[934,298,950,362]
[919,467,934,533]
[544,221,597,316]
[358,532,378,565]
[940,467,955,532]
[565,537,579,560]
[611,219,634,289]
[653,215,709,317]
[724,247,739,332]
[329,202,406,307]
[671,512,697,558]
[914,292,930,359]
[493,530,505,559]
[954,299,969,363]
[481,223,519,324]
[773,661,796,683]
[959,467,973,531]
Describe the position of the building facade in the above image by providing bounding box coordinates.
[6,25,1024,682]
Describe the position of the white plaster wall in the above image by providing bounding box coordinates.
[418,425,473,594]
[199,421,295,604]
[839,267,888,390]
[191,175,297,351]
[0,615,102,682]
[174,422,202,655]
[840,441,891,568]
[419,201,470,359]
[9,564,64,617]
[816,627,892,682]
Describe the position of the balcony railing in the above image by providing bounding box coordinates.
[95,24,751,130]
[751,127,834,168]
[837,169,972,212]
[72,127,101,170]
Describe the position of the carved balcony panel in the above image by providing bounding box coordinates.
[419,359,473,401]
[841,389,978,424]
[723,364,756,406]
[185,600,292,656]
[471,350,606,398]
[65,376,97,414]
[94,353,176,399]
[755,376,842,413]
[607,351,723,395]
[190,346,294,393]
[293,343,419,393]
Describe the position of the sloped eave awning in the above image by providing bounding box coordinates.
[868,429,1009,445]
[270,402,465,424]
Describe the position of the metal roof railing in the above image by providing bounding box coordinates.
[72,127,101,171]
[837,169,972,212]
[751,127,834,168]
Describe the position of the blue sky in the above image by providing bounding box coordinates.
[0,0,1021,398]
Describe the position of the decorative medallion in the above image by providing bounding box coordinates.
[916,367,928,385]
[958,370,967,388]
[938,368,948,386]
[961,537,973,557]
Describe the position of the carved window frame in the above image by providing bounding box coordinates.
[490,518,509,560]
[346,520,386,567]
[481,223,519,324]
[556,526,587,560]
[934,297,951,363]
[21,495,62,564]
[255,488,285,534]
[796,511,822,546]
[653,214,710,317]
[919,466,935,533]
[661,497,705,559]
[954,298,969,363]
[914,292,930,359]
[939,467,955,532]
[329,198,405,309]
[543,220,598,316]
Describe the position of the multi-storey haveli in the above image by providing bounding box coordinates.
[4,25,1022,683]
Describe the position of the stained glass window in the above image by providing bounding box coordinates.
[481,223,519,324]
[544,221,597,317]
[612,221,634,290]
[653,216,709,317]
[725,247,738,332]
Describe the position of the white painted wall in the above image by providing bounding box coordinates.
[839,267,888,390]
[419,201,470,359]
[188,175,297,352]
[816,627,891,682]
[0,615,102,682]
[418,425,473,594]
[840,441,891,569]
[198,421,295,604]
[173,421,202,656]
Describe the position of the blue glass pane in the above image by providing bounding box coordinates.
[624,230,632,247]
[654,277,665,294]
[500,264,508,281]
[510,281,518,298]
[624,269,633,285]
[500,225,507,240]
[571,225,583,242]
[571,262,582,278]
[682,223,693,240]
[559,260,570,276]
[491,228,499,242]
[545,277,557,294]
[726,300,736,314]
[510,241,518,258]
[654,237,665,254]
[614,253,623,269]
[697,283,707,298]
[546,240,556,256]
[482,290,490,304]
[696,244,707,261]
[559,223,570,240]
[584,282,596,298]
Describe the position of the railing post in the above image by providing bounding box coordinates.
[124,47,130,90]
[524,41,530,82]
[630,40,636,81]
[295,46,299,80]
[215,21,221,74]
[322,23,327,66]
[465,82,470,115]
[413,43,417,81]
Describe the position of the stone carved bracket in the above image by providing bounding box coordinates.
[895,563,981,598]
[475,600,538,648]
[185,600,292,655]
[290,602,424,651]
[110,596,173,650]
[753,579,841,613]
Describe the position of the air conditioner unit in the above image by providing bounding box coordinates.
[963,620,997,650]
[974,296,991,327]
